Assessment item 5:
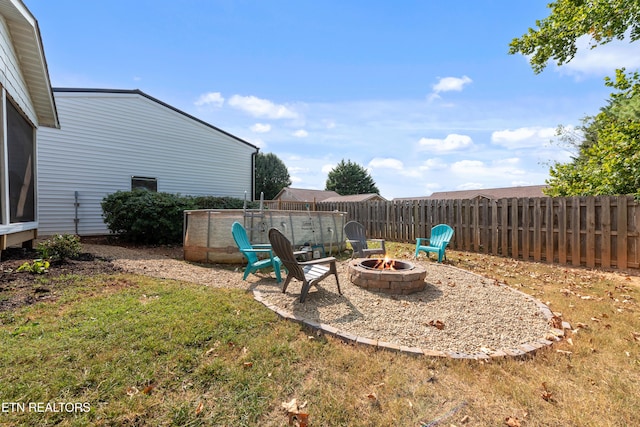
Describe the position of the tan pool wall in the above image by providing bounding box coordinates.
[183,209,347,264]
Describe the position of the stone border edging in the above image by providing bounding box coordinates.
[253,265,570,359]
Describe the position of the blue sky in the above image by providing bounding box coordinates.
[27,1,640,199]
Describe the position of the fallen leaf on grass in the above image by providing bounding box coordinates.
[632,332,640,342]
[288,412,309,427]
[126,386,139,397]
[243,362,253,368]
[541,382,554,402]
[282,399,308,427]
[282,398,307,414]
[142,384,155,395]
[505,416,521,427]
[195,401,204,415]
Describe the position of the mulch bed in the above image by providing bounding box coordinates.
[0,246,121,312]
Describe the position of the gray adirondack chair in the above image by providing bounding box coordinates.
[343,220,386,258]
[268,228,341,303]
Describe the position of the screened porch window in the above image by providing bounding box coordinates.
[7,100,35,223]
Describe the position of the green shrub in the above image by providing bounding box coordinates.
[101,190,195,244]
[37,234,81,262]
[101,191,252,245]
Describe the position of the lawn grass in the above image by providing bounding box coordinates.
[1,244,639,426]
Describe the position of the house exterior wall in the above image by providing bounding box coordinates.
[37,90,258,236]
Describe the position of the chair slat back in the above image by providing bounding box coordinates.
[268,228,305,280]
[344,220,368,250]
[430,224,454,247]
[232,222,258,264]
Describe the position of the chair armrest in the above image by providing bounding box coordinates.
[241,248,274,254]
[416,238,430,245]
[299,256,336,266]
[251,244,272,249]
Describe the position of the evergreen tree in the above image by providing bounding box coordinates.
[325,159,379,195]
[255,152,291,199]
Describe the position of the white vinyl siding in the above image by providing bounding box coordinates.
[37,90,257,236]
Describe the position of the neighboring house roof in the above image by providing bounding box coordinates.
[394,185,549,201]
[53,88,258,150]
[273,187,340,202]
[1,0,58,128]
[322,193,387,203]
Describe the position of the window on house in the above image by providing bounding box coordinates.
[7,100,35,223]
[131,176,158,192]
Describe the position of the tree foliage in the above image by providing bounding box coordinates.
[255,152,291,200]
[325,159,379,195]
[509,0,640,73]
[545,70,640,196]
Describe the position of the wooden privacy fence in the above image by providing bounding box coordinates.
[317,196,640,270]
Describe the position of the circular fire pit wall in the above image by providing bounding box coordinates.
[348,258,427,295]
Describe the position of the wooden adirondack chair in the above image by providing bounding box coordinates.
[343,220,386,258]
[268,228,341,303]
[231,222,282,283]
[415,224,454,263]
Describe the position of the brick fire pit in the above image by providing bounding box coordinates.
[348,258,427,295]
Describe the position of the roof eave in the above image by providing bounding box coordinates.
[3,0,59,128]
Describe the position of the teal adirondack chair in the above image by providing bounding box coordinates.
[231,222,282,283]
[415,224,454,263]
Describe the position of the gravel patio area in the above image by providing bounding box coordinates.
[84,243,560,357]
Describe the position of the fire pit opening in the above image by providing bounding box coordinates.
[348,258,427,295]
[359,258,415,271]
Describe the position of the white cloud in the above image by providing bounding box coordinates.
[195,91,225,107]
[288,166,309,174]
[432,75,472,94]
[491,127,556,149]
[419,158,447,171]
[557,35,640,77]
[451,158,525,178]
[228,95,299,119]
[368,157,404,170]
[457,182,484,191]
[293,129,309,138]
[321,163,335,174]
[323,119,336,129]
[250,123,271,133]
[418,134,473,152]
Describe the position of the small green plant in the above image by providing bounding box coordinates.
[16,259,50,274]
[37,234,81,262]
